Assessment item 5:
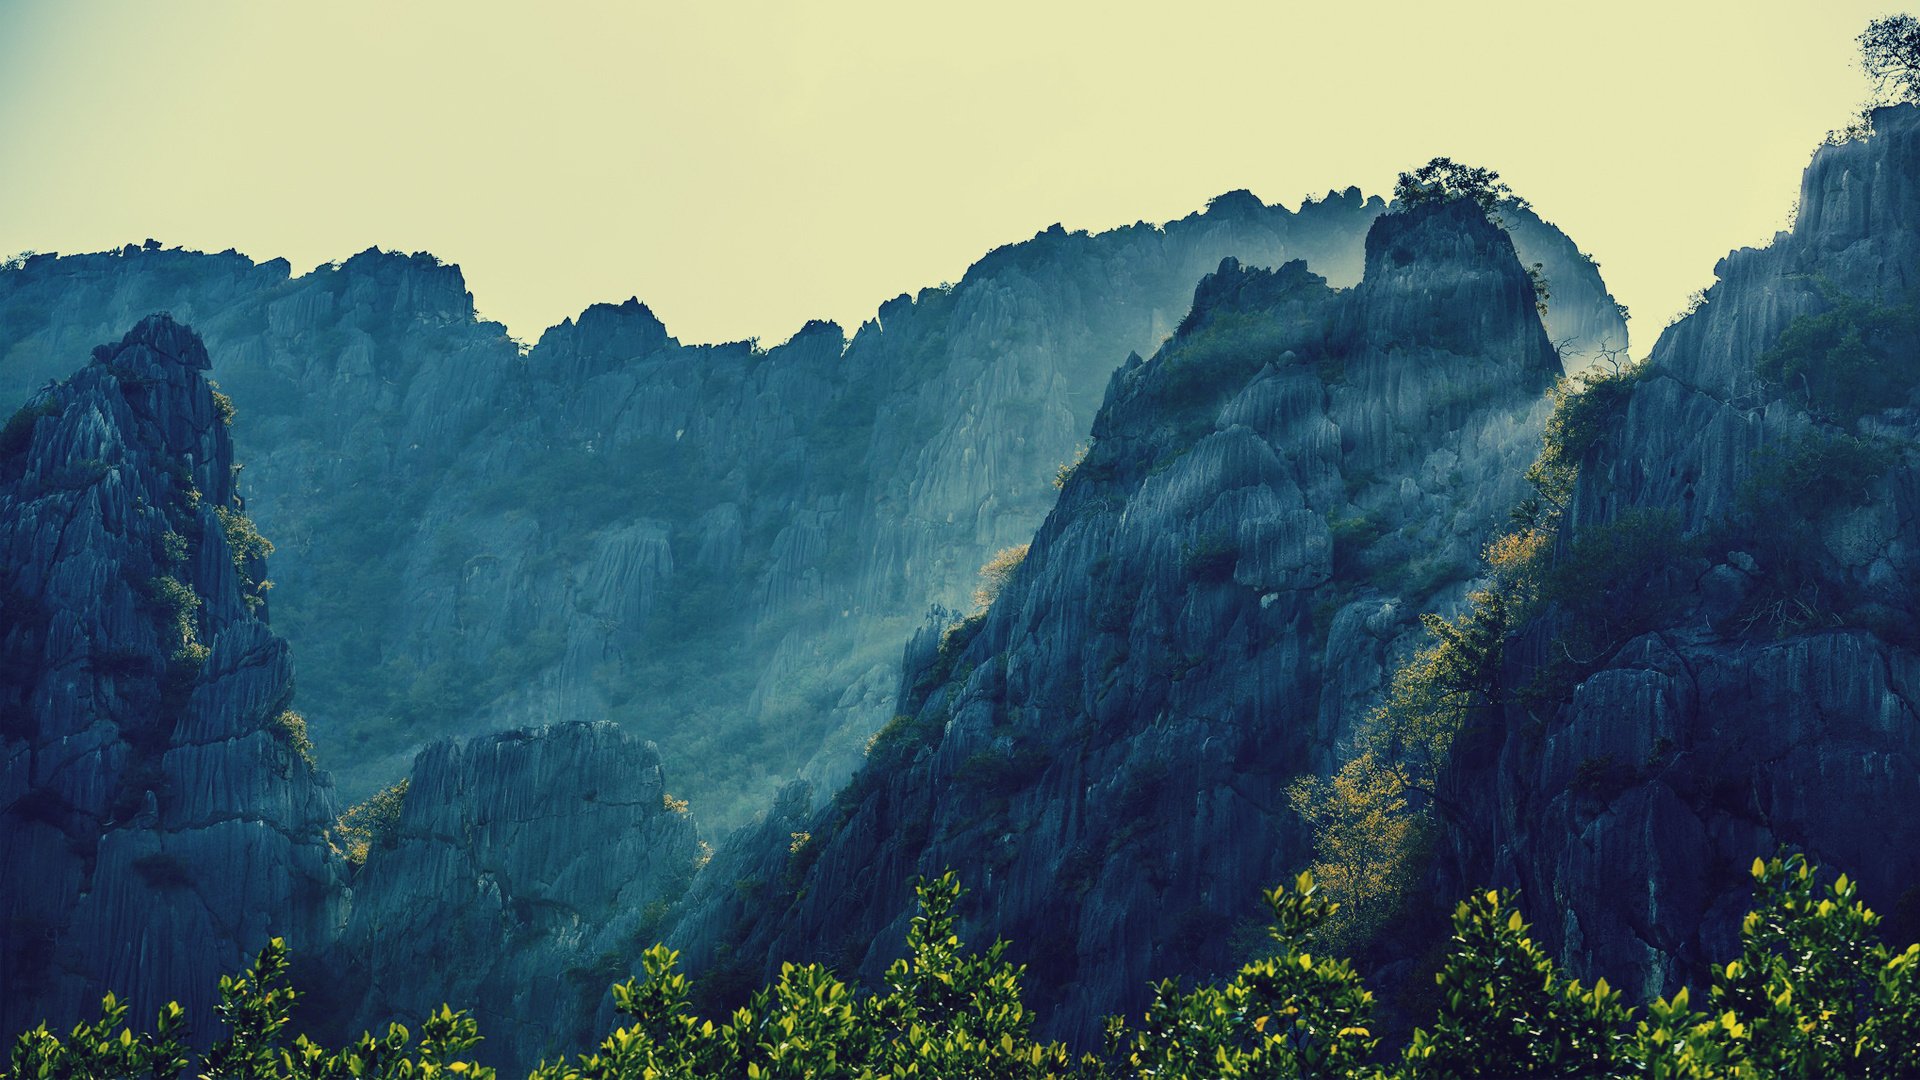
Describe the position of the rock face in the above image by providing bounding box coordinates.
[0,193,1623,829]
[0,319,710,1077]
[679,200,1565,1042]
[0,315,343,1041]
[334,721,701,1072]
[1442,103,1920,1001]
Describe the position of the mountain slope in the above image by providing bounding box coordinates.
[0,192,1623,827]
[673,199,1565,1040]
[1442,102,1920,1000]
[0,315,342,1041]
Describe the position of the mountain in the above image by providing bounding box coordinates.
[1441,102,1920,999]
[670,197,1566,1040]
[0,187,1630,1073]
[0,192,1623,829]
[0,315,341,1040]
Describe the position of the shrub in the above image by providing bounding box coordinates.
[0,399,57,464]
[270,710,315,769]
[1754,293,1920,422]
[329,779,410,868]
[1052,444,1088,490]
[972,543,1030,612]
[20,855,1920,1079]
[213,507,274,605]
[145,575,201,646]
[1546,508,1687,660]
[207,381,236,426]
[1529,359,1645,510]
[662,792,690,815]
[1392,156,1526,217]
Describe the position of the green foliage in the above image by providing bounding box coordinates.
[1527,262,1551,317]
[1112,872,1379,1079]
[145,575,201,647]
[1545,508,1687,660]
[973,544,1030,613]
[3,993,189,1080]
[526,871,1076,1079]
[208,380,237,426]
[0,399,57,465]
[1392,157,1527,218]
[1158,309,1309,413]
[1714,431,1898,636]
[1528,359,1645,513]
[1053,444,1088,491]
[1183,530,1239,583]
[215,506,275,571]
[215,506,275,610]
[330,779,410,868]
[161,529,190,566]
[1860,14,1920,106]
[272,710,317,769]
[1754,293,1920,422]
[14,859,1920,1079]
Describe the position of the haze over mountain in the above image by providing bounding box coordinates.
[11,8,1920,1079]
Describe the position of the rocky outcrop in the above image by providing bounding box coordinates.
[0,193,1623,831]
[0,315,342,1041]
[1442,103,1920,1000]
[334,721,702,1072]
[680,199,1565,1042]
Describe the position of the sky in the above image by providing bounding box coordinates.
[0,0,1904,351]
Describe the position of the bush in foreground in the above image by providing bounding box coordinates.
[9,855,1920,1078]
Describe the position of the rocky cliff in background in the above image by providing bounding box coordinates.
[0,315,342,1040]
[1442,103,1920,1001]
[333,721,701,1071]
[0,319,710,1075]
[674,198,1566,1041]
[0,191,1623,828]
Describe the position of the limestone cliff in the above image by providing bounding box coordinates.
[677,200,1564,1041]
[0,193,1622,829]
[1442,103,1920,1001]
[0,315,342,1040]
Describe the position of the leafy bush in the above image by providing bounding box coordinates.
[1715,431,1897,635]
[329,779,410,868]
[208,380,236,426]
[1546,508,1688,660]
[16,856,1920,1079]
[1528,360,1645,511]
[972,544,1030,612]
[145,575,201,646]
[1392,157,1527,217]
[0,399,57,465]
[1052,444,1088,491]
[270,710,316,769]
[1754,293,1920,422]
[1183,530,1239,583]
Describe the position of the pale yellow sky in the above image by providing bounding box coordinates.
[0,1,1901,350]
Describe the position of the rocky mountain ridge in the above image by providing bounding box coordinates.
[671,198,1567,1041]
[0,191,1624,829]
[1441,102,1920,1000]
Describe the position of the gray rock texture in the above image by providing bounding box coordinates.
[0,315,343,1042]
[334,721,701,1071]
[1441,103,1920,1001]
[678,200,1566,1043]
[0,192,1621,829]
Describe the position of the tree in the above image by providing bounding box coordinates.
[1391,157,1528,217]
[1860,14,1920,107]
